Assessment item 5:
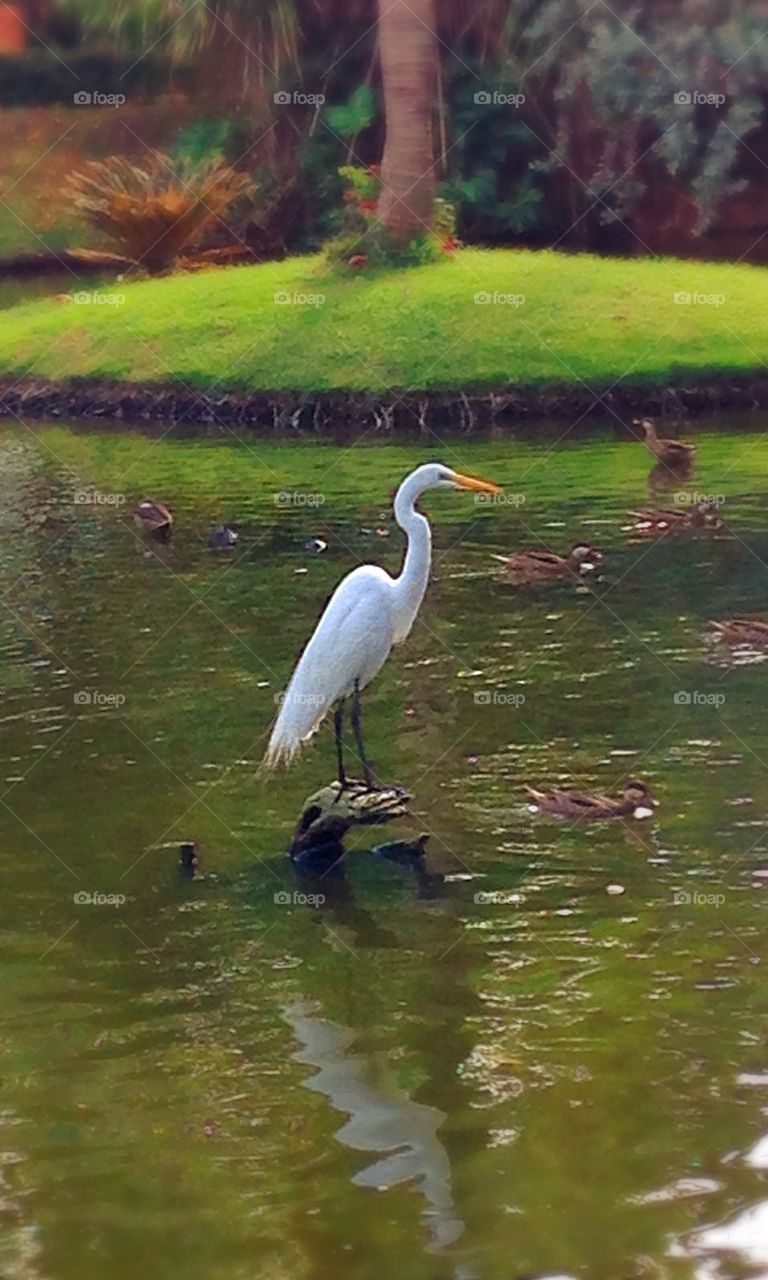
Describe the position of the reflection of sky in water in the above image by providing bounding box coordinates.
[688,1200,768,1278]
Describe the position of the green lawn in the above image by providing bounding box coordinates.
[0,248,761,393]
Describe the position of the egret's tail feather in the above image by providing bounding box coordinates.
[262,686,330,770]
[261,736,303,770]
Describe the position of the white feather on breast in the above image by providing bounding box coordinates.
[264,566,396,765]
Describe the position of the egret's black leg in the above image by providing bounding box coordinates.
[351,680,376,789]
[334,699,347,787]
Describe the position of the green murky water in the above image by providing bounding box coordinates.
[2,417,768,1280]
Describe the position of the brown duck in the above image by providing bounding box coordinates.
[633,417,696,468]
[526,779,657,821]
[709,618,768,649]
[626,501,722,538]
[492,542,601,583]
[135,499,173,536]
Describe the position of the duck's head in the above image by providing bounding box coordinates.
[694,501,721,525]
[632,417,656,436]
[570,542,602,570]
[624,778,658,816]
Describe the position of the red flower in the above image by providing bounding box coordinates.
[441,236,459,254]
[348,254,368,269]
[358,198,376,214]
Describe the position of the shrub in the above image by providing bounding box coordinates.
[64,153,254,272]
[325,165,457,268]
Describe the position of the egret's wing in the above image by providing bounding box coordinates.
[264,567,394,767]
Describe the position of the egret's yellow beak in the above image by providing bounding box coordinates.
[453,471,503,495]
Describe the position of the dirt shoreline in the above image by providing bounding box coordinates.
[1,374,767,433]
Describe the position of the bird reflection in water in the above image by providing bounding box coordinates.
[285,1000,465,1252]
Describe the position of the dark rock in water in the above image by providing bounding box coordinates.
[372,834,430,865]
[289,811,349,876]
[289,781,411,875]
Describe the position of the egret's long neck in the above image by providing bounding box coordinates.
[391,479,432,641]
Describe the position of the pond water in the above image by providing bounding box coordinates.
[1,416,768,1280]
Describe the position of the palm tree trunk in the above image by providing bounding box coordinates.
[376,0,437,241]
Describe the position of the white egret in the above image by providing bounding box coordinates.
[264,462,502,786]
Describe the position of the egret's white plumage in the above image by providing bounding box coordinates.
[264,462,501,771]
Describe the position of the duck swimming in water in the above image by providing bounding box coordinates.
[526,778,657,821]
[492,542,601,585]
[709,618,768,649]
[633,418,696,469]
[625,501,722,538]
[135,499,173,537]
[209,524,240,550]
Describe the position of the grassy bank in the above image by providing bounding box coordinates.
[0,248,763,394]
